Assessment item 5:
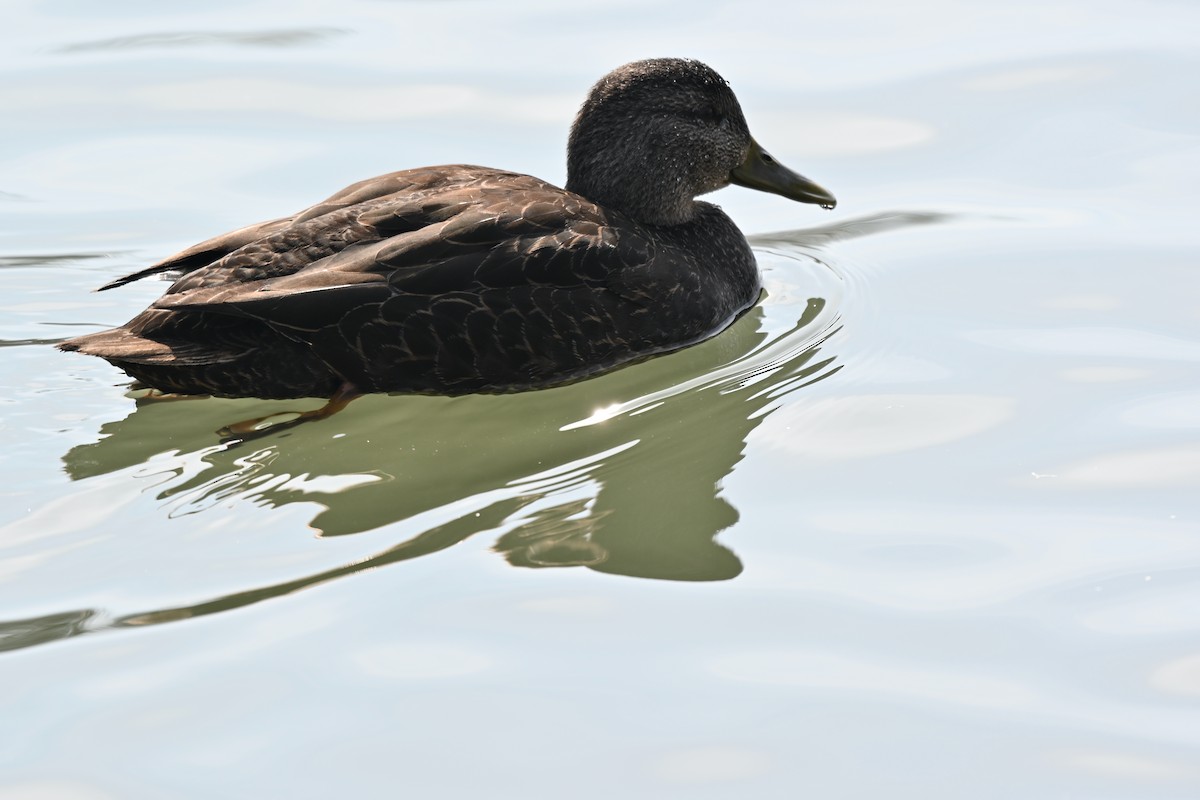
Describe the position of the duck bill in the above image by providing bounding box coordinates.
[730,138,836,208]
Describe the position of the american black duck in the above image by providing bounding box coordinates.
[60,58,835,412]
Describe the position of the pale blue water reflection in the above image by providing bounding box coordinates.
[2,1,1199,798]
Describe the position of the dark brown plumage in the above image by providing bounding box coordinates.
[59,58,835,400]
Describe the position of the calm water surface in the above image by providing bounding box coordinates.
[2,1,1199,797]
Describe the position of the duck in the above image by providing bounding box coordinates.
[59,58,835,412]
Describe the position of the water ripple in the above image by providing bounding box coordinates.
[54,28,350,54]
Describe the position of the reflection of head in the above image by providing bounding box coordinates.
[498,504,612,568]
[494,491,744,582]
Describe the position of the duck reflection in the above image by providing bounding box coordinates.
[1,227,868,654]
[64,295,838,572]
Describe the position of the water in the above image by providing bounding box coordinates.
[3,1,1199,797]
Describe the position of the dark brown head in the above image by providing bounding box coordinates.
[565,58,835,226]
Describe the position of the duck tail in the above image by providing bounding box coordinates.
[58,328,239,366]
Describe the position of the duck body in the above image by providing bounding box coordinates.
[60,59,834,400]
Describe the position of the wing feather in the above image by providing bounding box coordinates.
[144,170,660,342]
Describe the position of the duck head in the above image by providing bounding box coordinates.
[566,58,836,226]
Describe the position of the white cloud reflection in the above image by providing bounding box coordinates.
[353,643,494,680]
[1055,445,1200,487]
[1150,653,1200,697]
[710,649,1033,709]
[750,394,1013,458]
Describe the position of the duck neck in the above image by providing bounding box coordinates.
[566,126,698,227]
[566,175,696,227]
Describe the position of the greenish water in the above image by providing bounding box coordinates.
[2,1,1199,798]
